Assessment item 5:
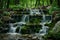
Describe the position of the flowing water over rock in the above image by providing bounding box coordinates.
[1,9,52,40]
[8,15,29,33]
[36,9,52,40]
[9,23,17,33]
[39,10,49,36]
[30,9,41,15]
[8,9,41,34]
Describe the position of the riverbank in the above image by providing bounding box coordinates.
[0,33,39,40]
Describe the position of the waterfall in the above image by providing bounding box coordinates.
[9,15,29,33]
[30,9,41,15]
[35,9,49,40]
[39,9,47,35]
[42,14,46,22]
[9,23,17,33]
[21,15,29,22]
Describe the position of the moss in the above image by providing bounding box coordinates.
[0,19,3,27]
[45,23,55,30]
[21,25,42,34]
[44,31,60,40]
[30,18,41,24]
[3,11,10,16]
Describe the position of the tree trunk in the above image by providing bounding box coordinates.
[0,0,2,9]
[57,0,60,7]
[0,0,3,9]
[7,0,10,9]
[50,0,53,4]
[42,0,44,6]
[15,0,19,5]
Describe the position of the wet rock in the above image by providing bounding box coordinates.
[52,11,60,23]
[0,34,40,40]
[22,34,29,38]
[53,21,60,33]
[1,16,12,23]
[0,23,9,33]
[32,36,38,40]
[18,38,23,40]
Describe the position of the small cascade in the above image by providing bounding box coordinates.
[9,23,17,33]
[39,9,49,36]
[9,15,29,33]
[7,8,52,40]
[39,24,49,36]
[38,9,49,40]
[30,9,41,15]
[21,15,29,22]
[42,14,46,22]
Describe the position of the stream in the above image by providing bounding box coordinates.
[1,9,52,40]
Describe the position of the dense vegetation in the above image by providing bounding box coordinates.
[0,0,60,9]
[0,0,60,40]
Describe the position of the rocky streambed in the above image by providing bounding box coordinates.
[0,33,39,40]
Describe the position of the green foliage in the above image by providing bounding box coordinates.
[21,25,42,34]
[10,0,15,5]
[44,31,60,40]
[45,23,55,30]
[48,6,60,15]
[30,18,41,24]
[9,0,52,9]
[3,11,10,16]
[0,19,3,27]
[33,18,40,24]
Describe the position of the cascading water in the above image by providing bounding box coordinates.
[9,23,17,33]
[7,8,52,40]
[30,8,49,36]
[9,15,29,33]
[30,9,41,15]
[39,24,49,36]
[39,9,49,36]
[21,15,29,22]
[38,9,49,40]
[42,14,46,22]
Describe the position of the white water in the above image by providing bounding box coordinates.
[9,15,28,33]
[39,21,49,36]
[21,15,29,22]
[30,9,41,15]
[38,9,49,40]
[39,9,48,36]
[42,14,46,22]
[9,9,41,34]
[8,9,52,40]
[9,23,17,33]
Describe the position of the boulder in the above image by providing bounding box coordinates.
[53,21,60,33]
[52,11,60,23]
[2,16,11,21]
